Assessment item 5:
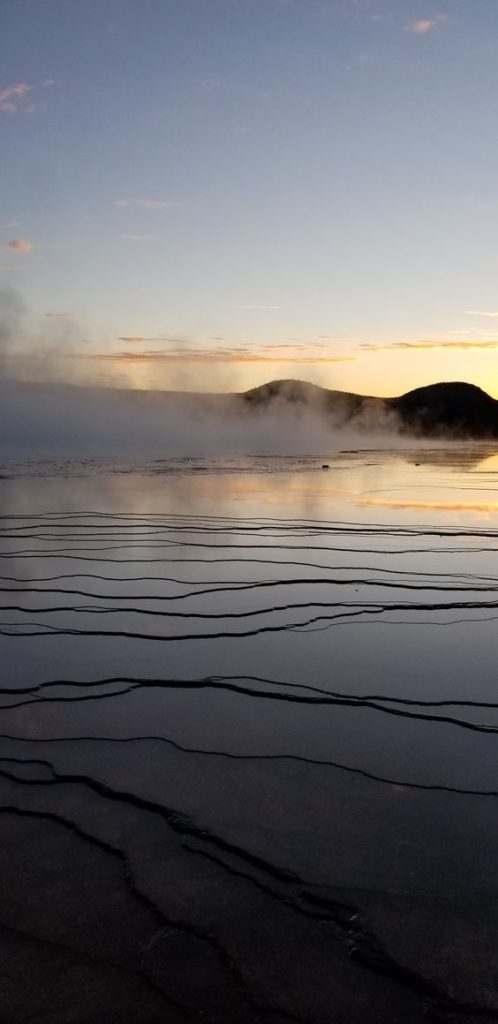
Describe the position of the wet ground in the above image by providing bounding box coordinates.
[1,448,498,1022]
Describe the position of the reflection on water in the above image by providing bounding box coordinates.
[2,448,498,1021]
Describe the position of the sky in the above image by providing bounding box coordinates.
[2,0,498,396]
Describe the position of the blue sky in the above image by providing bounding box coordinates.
[2,0,498,394]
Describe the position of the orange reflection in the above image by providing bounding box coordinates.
[359,498,498,513]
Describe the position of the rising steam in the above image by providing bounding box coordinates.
[0,284,403,455]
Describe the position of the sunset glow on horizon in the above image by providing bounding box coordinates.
[3,0,498,398]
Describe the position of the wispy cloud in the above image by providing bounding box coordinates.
[0,82,32,113]
[79,344,355,366]
[405,15,446,35]
[1,239,34,253]
[44,311,72,319]
[0,264,23,272]
[200,77,222,91]
[117,336,186,344]
[319,334,358,341]
[466,310,498,318]
[107,338,355,362]
[115,198,177,210]
[229,304,280,311]
[361,338,498,351]
[118,233,159,241]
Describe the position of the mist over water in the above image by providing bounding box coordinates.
[3,450,498,1022]
[0,377,396,455]
[5,289,498,1024]
[1,284,404,455]
[4,285,497,457]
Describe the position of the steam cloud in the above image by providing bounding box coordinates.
[0,284,399,455]
[1,379,400,455]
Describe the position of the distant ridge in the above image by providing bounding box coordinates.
[389,381,498,438]
[4,377,498,441]
[242,378,371,418]
[241,378,498,438]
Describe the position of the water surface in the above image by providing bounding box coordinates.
[1,448,498,1022]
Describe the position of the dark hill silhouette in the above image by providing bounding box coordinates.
[3,377,498,441]
[242,378,380,421]
[241,378,498,438]
[388,381,498,438]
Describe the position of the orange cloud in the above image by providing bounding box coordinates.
[405,16,445,34]
[114,339,346,357]
[117,336,186,344]
[0,82,31,113]
[466,310,498,318]
[77,346,356,366]
[0,263,22,272]
[3,239,34,253]
[361,339,498,352]
[266,342,315,350]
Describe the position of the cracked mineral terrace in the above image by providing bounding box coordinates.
[2,449,498,1022]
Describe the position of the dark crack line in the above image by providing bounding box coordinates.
[0,731,494,798]
[3,563,496,586]
[2,509,498,533]
[1,544,491,561]
[2,673,498,735]
[0,684,139,712]
[0,600,496,640]
[6,595,498,622]
[5,669,498,707]
[0,808,202,1022]
[3,515,498,537]
[0,800,302,1024]
[1,673,498,735]
[0,915,195,1023]
[1,576,497,607]
[1,760,497,1019]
